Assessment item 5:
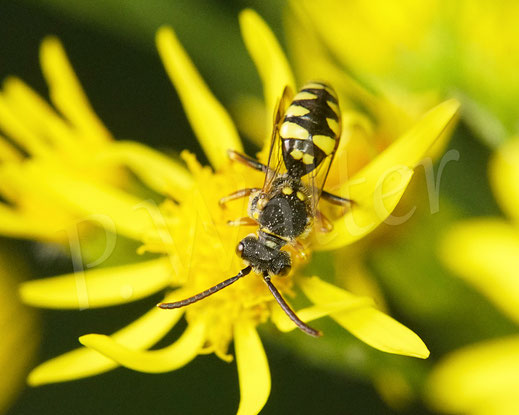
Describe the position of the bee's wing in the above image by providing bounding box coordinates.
[303,126,341,217]
[262,86,293,193]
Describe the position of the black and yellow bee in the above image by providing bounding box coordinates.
[159,82,352,337]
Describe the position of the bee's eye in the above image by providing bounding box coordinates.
[236,242,245,257]
[277,263,290,277]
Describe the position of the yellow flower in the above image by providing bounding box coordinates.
[0,37,194,246]
[428,137,519,414]
[9,9,459,415]
[289,0,519,146]
[0,36,118,243]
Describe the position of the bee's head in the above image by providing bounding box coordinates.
[236,235,291,276]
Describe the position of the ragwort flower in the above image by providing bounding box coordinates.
[0,37,191,245]
[12,10,459,415]
[0,37,120,243]
[289,0,519,146]
[238,2,445,174]
[427,137,519,415]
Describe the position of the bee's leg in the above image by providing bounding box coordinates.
[315,210,334,233]
[321,191,355,217]
[228,149,268,173]
[219,188,261,208]
[227,217,258,227]
[321,190,355,206]
[288,240,309,262]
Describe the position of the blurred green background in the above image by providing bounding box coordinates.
[1,1,516,414]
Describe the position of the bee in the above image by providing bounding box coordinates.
[159,82,352,337]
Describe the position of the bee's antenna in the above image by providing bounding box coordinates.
[158,266,252,309]
[262,273,322,337]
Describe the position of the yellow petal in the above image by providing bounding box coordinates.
[314,166,414,250]
[472,399,519,415]
[79,317,206,373]
[0,94,49,156]
[40,37,112,145]
[315,99,460,250]
[300,277,429,358]
[335,254,389,313]
[299,275,373,303]
[293,1,435,83]
[235,320,271,415]
[271,296,374,333]
[0,134,23,162]
[28,289,187,385]
[3,77,74,151]
[285,3,382,118]
[0,203,57,240]
[95,141,193,197]
[239,8,295,148]
[439,218,519,324]
[229,94,268,147]
[332,307,429,358]
[347,98,459,183]
[156,27,242,169]
[0,163,76,241]
[19,257,173,309]
[25,162,159,241]
[427,335,519,414]
[490,137,519,224]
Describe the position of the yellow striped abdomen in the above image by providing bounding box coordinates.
[279,82,341,178]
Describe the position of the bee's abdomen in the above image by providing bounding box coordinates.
[279,82,341,178]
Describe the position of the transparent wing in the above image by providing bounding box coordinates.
[304,125,341,216]
[262,86,294,193]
